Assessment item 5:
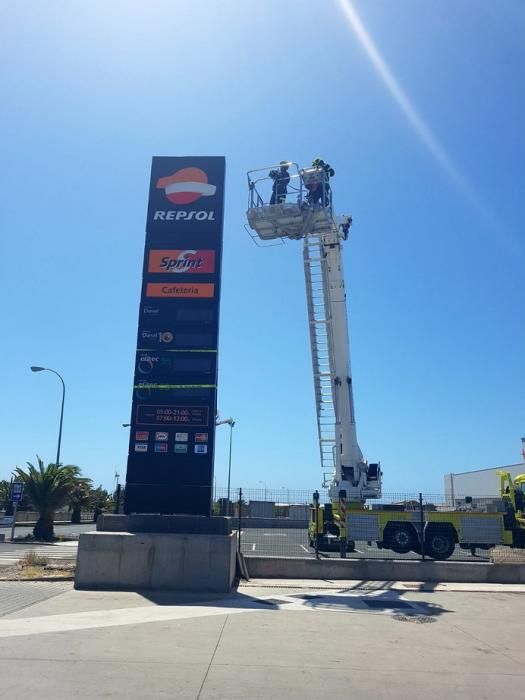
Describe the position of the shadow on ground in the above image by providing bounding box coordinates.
[134,582,452,619]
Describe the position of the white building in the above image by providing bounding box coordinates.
[248,500,274,518]
[444,462,525,501]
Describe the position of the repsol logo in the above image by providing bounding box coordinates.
[153,210,215,221]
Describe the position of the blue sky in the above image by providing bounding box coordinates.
[1,0,523,495]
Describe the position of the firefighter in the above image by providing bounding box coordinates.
[269,161,290,205]
[307,157,335,206]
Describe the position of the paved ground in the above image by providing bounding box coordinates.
[0,580,73,616]
[0,578,523,699]
[0,541,78,567]
[240,527,490,561]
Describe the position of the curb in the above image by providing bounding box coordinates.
[0,576,75,583]
[9,539,79,545]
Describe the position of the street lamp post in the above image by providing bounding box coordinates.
[9,470,17,541]
[30,366,65,468]
[259,480,268,502]
[216,417,235,516]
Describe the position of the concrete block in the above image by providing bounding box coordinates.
[244,556,525,584]
[149,536,185,588]
[75,531,237,592]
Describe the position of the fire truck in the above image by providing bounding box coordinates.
[246,162,525,560]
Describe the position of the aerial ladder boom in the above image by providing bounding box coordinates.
[246,162,381,502]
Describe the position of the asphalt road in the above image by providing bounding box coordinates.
[239,527,491,561]
[1,524,490,564]
[0,523,94,566]
[3,522,95,540]
[0,542,78,567]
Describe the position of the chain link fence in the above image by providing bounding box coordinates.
[212,486,518,562]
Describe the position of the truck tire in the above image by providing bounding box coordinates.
[425,528,455,560]
[347,540,355,553]
[384,524,416,554]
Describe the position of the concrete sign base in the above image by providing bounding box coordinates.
[75,529,237,593]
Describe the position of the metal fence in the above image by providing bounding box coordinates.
[212,486,516,563]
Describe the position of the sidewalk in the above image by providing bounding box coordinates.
[0,579,524,699]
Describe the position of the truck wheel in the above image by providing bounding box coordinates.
[385,525,416,554]
[346,540,355,553]
[425,529,455,560]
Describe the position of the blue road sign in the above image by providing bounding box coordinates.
[11,482,24,502]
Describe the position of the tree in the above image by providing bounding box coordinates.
[0,479,10,512]
[69,480,93,524]
[89,484,112,522]
[14,457,86,540]
[89,485,111,510]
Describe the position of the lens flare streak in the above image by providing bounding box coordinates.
[337,0,506,237]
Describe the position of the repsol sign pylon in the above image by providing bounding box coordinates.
[124,156,225,516]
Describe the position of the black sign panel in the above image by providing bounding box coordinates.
[134,351,216,380]
[124,156,225,516]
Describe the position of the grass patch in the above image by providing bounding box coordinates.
[19,566,45,579]
[18,564,74,580]
[0,558,75,581]
[21,550,49,567]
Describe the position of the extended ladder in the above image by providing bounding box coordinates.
[303,232,337,488]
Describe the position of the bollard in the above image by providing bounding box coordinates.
[238,488,242,553]
[313,490,320,560]
[339,489,347,559]
[419,492,425,561]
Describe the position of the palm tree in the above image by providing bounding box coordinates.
[14,457,86,540]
